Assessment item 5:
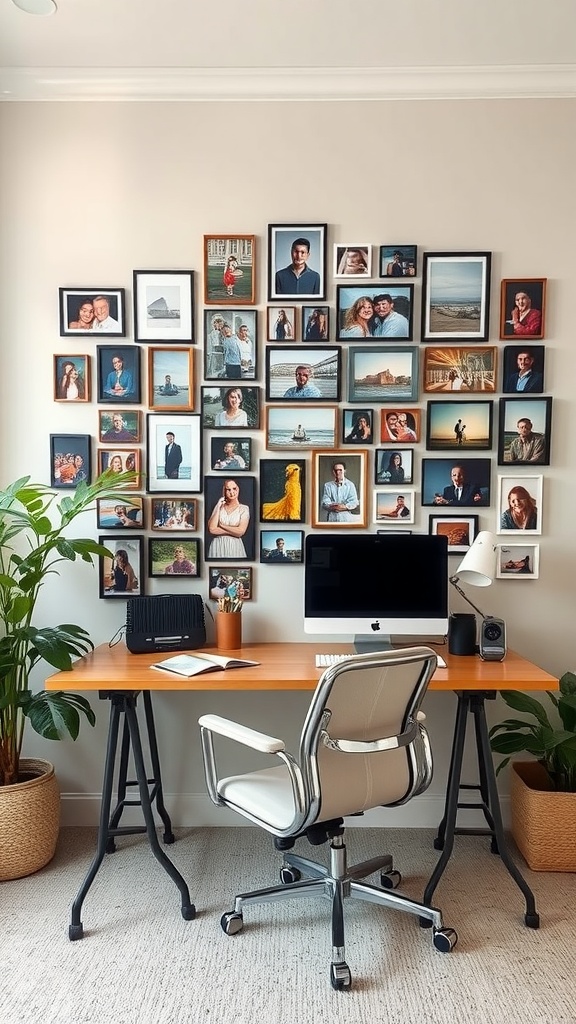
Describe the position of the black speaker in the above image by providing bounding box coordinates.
[479,617,506,661]
[125,594,206,653]
[448,613,477,656]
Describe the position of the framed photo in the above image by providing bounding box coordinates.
[502,345,545,394]
[53,355,90,402]
[99,535,144,598]
[59,288,125,337]
[373,489,415,525]
[133,270,194,343]
[267,306,297,342]
[429,514,479,553]
[98,448,140,488]
[422,346,497,393]
[498,475,543,535]
[208,567,253,602]
[265,346,341,402]
[421,252,492,342]
[497,397,552,466]
[98,409,141,445]
[421,457,491,507]
[342,408,373,445]
[311,450,367,528]
[210,437,252,472]
[146,413,202,493]
[426,400,493,451]
[265,405,337,451]
[204,475,256,562]
[268,224,327,301]
[97,346,141,404]
[260,530,304,564]
[147,347,194,411]
[203,235,255,305]
[336,284,413,340]
[148,537,200,578]
[374,447,414,485]
[203,309,257,380]
[380,408,421,444]
[150,497,197,531]
[500,278,546,340]
[259,459,305,523]
[50,434,91,489]
[333,244,372,279]
[96,496,144,530]
[200,386,260,429]
[348,347,418,403]
[302,306,330,341]
[379,245,417,279]
[497,543,540,580]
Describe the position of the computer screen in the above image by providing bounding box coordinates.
[304,533,448,649]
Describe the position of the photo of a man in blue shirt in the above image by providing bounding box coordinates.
[275,237,321,296]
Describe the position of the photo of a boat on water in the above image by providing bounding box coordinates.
[265,405,337,450]
[421,252,491,342]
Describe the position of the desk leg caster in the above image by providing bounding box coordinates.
[69,923,84,941]
[433,837,444,851]
[525,911,540,929]
[419,917,433,929]
[490,837,499,855]
[182,903,196,921]
[163,830,175,845]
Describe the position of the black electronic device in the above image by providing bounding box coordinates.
[447,613,477,656]
[125,594,206,654]
[479,617,506,662]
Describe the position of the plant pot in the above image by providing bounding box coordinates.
[0,758,60,881]
[510,760,576,872]
[215,611,242,651]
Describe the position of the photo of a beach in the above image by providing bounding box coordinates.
[422,253,491,341]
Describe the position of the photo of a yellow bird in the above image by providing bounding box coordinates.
[261,463,302,520]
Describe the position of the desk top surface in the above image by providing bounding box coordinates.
[45,641,557,693]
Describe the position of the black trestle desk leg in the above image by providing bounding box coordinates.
[105,713,131,853]
[142,690,175,843]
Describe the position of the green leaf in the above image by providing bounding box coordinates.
[499,690,552,728]
[25,691,96,741]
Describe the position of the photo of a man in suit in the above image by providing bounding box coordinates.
[164,431,182,479]
[434,464,483,506]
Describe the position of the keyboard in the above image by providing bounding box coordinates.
[315,652,447,669]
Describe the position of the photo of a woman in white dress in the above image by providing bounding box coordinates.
[207,478,251,559]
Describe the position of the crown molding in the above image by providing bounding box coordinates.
[1,64,576,102]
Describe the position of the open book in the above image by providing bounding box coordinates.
[150,652,260,678]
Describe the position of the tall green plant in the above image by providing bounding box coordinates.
[0,472,136,786]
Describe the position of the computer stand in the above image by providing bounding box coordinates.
[354,634,394,654]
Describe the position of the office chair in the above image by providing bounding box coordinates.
[199,646,457,990]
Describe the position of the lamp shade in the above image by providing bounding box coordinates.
[12,0,56,13]
[454,531,497,587]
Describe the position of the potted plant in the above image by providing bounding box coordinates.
[489,671,576,871]
[0,471,135,879]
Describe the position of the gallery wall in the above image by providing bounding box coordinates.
[0,97,574,826]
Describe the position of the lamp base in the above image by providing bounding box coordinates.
[448,613,477,656]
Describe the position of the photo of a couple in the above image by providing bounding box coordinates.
[60,288,125,337]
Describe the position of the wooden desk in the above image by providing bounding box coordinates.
[46,642,557,939]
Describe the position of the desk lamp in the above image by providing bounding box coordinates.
[448,531,506,660]
[11,0,56,14]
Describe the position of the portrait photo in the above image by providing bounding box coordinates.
[500,278,546,340]
[348,347,418,404]
[421,457,491,507]
[149,538,200,578]
[97,345,141,404]
[210,437,251,472]
[98,448,140,488]
[374,447,414,486]
[379,245,417,279]
[59,288,125,337]
[147,346,194,411]
[203,309,257,381]
[502,345,545,394]
[259,459,305,524]
[96,497,144,530]
[497,475,543,536]
[150,498,197,531]
[311,450,367,529]
[421,252,492,342]
[429,514,479,553]
[265,347,341,402]
[333,244,372,279]
[268,223,326,301]
[53,355,90,403]
[422,346,497,394]
[265,405,337,451]
[267,306,297,342]
[208,567,253,602]
[201,386,260,429]
[203,235,256,306]
[426,400,493,451]
[373,490,415,525]
[50,434,91,489]
[99,536,144,599]
[204,475,256,562]
[302,306,329,341]
[260,530,304,565]
[380,408,421,444]
[336,284,413,340]
[133,270,194,343]
[497,397,552,466]
[145,413,202,493]
[98,410,141,445]
[342,408,373,445]
[497,543,540,580]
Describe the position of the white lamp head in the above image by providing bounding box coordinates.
[11,0,56,14]
[454,531,497,588]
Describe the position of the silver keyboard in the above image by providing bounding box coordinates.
[315,652,446,669]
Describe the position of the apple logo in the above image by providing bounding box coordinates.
[370,620,381,632]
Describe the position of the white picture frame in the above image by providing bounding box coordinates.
[333,244,372,279]
[372,488,416,525]
[497,543,540,579]
[497,475,543,536]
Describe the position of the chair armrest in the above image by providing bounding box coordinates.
[198,714,285,754]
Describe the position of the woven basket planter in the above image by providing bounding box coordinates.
[0,758,60,881]
[510,760,576,872]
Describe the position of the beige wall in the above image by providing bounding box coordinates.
[0,99,573,825]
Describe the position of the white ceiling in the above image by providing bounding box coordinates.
[1,0,576,101]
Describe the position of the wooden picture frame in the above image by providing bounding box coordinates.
[265,346,341,402]
[347,347,418,403]
[50,434,91,489]
[99,535,144,598]
[497,396,552,467]
[265,405,337,451]
[336,284,413,340]
[311,450,367,528]
[421,457,491,507]
[208,567,253,602]
[422,346,497,393]
[59,287,125,337]
[149,497,197,531]
[203,235,256,305]
[97,345,141,404]
[268,223,327,301]
[98,410,141,445]
[210,437,252,472]
[96,496,144,530]
[380,408,421,444]
[203,309,257,380]
[421,252,492,342]
[260,530,304,564]
[429,514,479,553]
[426,399,493,451]
[133,270,194,343]
[266,306,297,342]
[342,408,374,445]
[374,447,414,485]
[301,306,330,341]
[333,244,372,279]
[373,489,415,526]
[148,537,200,578]
[497,543,540,579]
[147,346,194,411]
[497,475,543,535]
[200,386,260,429]
[259,459,305,524]
[500,278,546,340]
[379,245,417,279]
[502,345,545,394]
[97,448,140,488]
[53,355,90,402]
[204,475,256,562]
[145,413,202,493]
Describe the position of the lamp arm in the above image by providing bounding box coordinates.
[449,575,490,619]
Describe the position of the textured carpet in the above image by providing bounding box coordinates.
[2,826,575,1024]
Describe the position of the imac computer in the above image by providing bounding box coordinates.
[304,533,449,652]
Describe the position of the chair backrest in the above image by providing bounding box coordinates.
[298,646,437,828]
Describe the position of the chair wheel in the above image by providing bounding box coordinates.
[433,836,444,850]
[280,866,302,884]
[525,912,540,929]
[433,926,458,952]
[221,911,243,936]
[330,962,352,990]
[380,869,402,890]
[181,903,196,921]
[68,923,83,941]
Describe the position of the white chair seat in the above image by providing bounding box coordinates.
[218,766,296,831]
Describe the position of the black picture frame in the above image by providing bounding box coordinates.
[265,346,341,402]
[342,408,374,445]
[421,457,491,507]
[208,567,253,602]
[50,434,91,489]
[202,308,257,381]
[148,537,200,578]
[301,306,330,341]
[379,245,418,279]
[421,252,492,343]
[428,514,479,553]
[149,497,197,531]
[502,345,545,394]
[426,400,493,451]
[259,459,305,524]
[260,530,304,564]
[336,284,414,340]
[268,223,327,301]
[97,345,141,404]
[374,448,414,485]
[497,396,552,467]
[204,475,256,562]
[210,437,252,472]
[99,535,144,598]
[59,288,126,337]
